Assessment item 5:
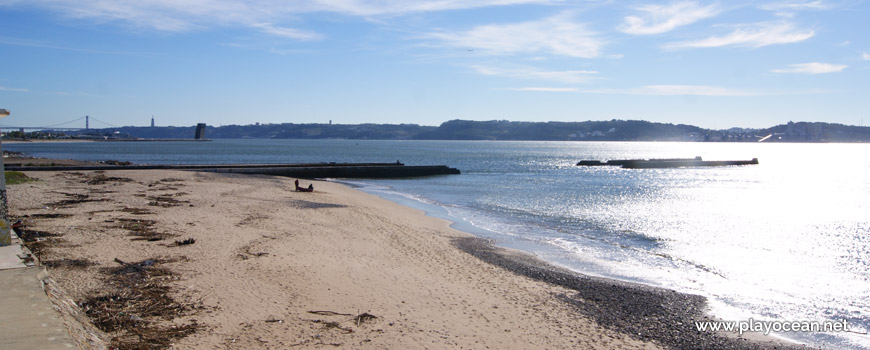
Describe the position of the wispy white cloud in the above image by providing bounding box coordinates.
[760,1,828,18]
[664,22,814,49]
[620,1,721,35]
[251,23,322,40]
[0,35,164,56]
[426,13,604,58]
[53,91,100,97]
[863,52,870,60]
[3,0,558,38]
[508,87,579,92]
[582,85,765,96]
[269,47,316,55]
[0,85,29,92]
[313,0,559,16]
[758,1,827,11]
[771,62,846,74]
[472,65,599,83]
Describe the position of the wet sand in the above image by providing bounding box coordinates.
[7,169,808,349]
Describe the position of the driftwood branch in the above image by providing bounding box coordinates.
[307,310,352,316]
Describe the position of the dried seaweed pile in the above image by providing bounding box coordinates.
[146,195,189,208]
[112,218,173,242]
[16,228,63,257]
[79,258,200,349]
[86,173,135,185]
[47,192,108,208]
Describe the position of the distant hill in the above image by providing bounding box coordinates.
[26,119,870,142]
[414,119,707,141]
[755,121,870,142]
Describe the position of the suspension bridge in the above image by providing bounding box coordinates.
[0,116,120,131]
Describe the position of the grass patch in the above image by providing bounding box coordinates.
[5,171,36,185]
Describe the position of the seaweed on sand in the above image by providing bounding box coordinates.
[146,195,189,208]
[41,258,95,268]
[79,258,200,349]
[16,229,64,258]
[86,173,134,185]
[47,192,108,208]
[113,218,173,241]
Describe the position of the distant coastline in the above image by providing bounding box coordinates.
[6,119,870,143]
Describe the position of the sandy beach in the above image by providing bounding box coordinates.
[7,168,806,349]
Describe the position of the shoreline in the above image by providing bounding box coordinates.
[453,237,807,349]
[349,181,813,349]
[6,163,812,349]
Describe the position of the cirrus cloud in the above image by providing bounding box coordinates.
[251,23,323,40]
[758,1,827,11]
[508,87,580,92]
[664,22,814,49]
[0,0,559,39]
[0,85,29,92]
[771,62,846,74]
[620,1,721,35]
[472,65,599,83]
[426,13,604,58]
[583,85,765,96]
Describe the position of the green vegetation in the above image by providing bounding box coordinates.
[5,171,36,185]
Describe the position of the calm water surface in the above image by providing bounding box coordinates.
[6,139,869,349]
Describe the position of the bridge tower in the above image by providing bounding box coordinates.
[86,115,89,130]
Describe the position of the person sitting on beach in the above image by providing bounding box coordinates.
[294,179,314,192]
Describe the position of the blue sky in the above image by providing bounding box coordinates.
[0,0,867,129]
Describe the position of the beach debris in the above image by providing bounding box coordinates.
[121,207,155,215]
[238,251,268,260]
[314,320,354,334]
[308,310,353,317]
[80,257,200,349]
[237,245,269,260]
[354,312,377,326]
[47,192,108,208]
[21,213,74,219]
[41,258,95,268]
[86,173,134,185]
[87,207,154,215]
[147,194,189,208]
[289,200,346,209]
[236,214,268,227]
[147,178,186,190]
[172,238,196,246]
[15,228,63,257]
[307,310,378,330]
[146,178,185,192]
[113,218,173,241]
[289,340,343,347]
